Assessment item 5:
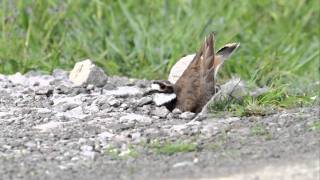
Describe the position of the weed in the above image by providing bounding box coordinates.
[309,120,320,132]
[204,142,223,151]
[250,124,270,136]
[105,145,138,159]
[209,86,316,117]
[105,146,120,159]
[149,140,197,155]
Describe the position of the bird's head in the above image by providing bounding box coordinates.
[143,80,176,107]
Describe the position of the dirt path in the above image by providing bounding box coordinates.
[0,71,319,179]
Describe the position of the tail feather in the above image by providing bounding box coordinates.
[203,33,215,70]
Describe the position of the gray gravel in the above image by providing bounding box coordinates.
[0,70,319,180]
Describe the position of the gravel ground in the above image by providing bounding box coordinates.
[0,70,319,180]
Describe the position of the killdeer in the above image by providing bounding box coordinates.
[145,33,240,113]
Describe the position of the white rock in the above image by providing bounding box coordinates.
[34,121,64,132]
[2,145,12,150]
[80,145,93,151]
[186,120,202,126]
[151,116,160,119]
[86,84,94,90]
[151,106,170,118]
[69,59,107,87]
[52,94,84,106]
[86,104,100,114]
[193,157,199,163]
[78,138,87,144]
[104,86,141,97]
[63,106,88,119]
[108,97,121,107]
[55,102,79,112]
[171,124,188,135]
[58,163,73,170]
[37,108,52,114]
[120,103,128,109]
[130,132,141,140]
[224,117,240,124]
[119,114,153,124]
[25,141,37,148]
[98,132,115,141]
[81,150,96,160]
[179,111,196,120]
[201,122,220,136]
[71,156,80,161]
[172,108,182,114]
[172,161,194,168]
[34,86,53,95]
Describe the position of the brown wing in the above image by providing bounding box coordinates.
[199,33,216,109]
[202,33,215,73]
[201,33,215,82]
[174,33,217,113]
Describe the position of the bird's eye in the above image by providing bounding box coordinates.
[160,84,165,89]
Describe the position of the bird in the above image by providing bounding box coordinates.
[144,33,240,113]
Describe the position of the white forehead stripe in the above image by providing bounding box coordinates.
[153,93,176,106]
[151,83,161,91]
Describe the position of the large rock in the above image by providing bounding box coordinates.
[151,106,170,118]
[104,86,141,97]
[179,111,196,120]
[69,59,107,87]
[119,114,153,125]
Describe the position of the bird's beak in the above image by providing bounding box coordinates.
[143,89,158,96]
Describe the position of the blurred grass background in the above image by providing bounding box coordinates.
[0,0,319,97]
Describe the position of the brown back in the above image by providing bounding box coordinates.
[174,33,217,113]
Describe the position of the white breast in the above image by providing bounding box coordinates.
[153,93,177,106]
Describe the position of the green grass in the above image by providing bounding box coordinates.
[250,123,273,140]
[105,145,139,159]
[209,85,317,116]
[250,124,269,136]
[204,142,223,151]
[149,140,197,155]
[309,120,320,132]
[0,0,319,107]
